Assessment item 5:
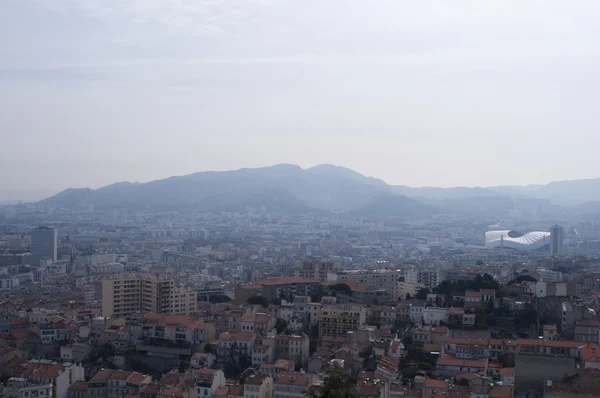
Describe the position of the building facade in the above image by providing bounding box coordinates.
[102,273,197,318]
[31,226,57,262]
[319,304,366,338]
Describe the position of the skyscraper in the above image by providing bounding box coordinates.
[31,226,57,261]
[550,224,564,256]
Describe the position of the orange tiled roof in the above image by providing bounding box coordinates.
[275,372,312,386]
[517,339,583,349]
[258,277,317,286]
[69,381,88,391]
[499,367,515,377]
[437,356,487,368]
[423,378,448,389]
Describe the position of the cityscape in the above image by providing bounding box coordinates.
[1,164,600,398]
[4,1,600,398]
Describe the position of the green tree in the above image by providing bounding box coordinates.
[330,283,353,296]
[204,343,215,354]
[415,288,430,300]
[308,363,356,398]
[209,294,232,303]
[310,285,328,302]
[275,319,288,334]
[246,296,269,308]
[98,343,115,359]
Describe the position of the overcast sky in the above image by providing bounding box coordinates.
[2,1,600,200]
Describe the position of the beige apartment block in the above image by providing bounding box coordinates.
[102,273,196,318]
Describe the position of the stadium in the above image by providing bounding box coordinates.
[485,230,552,251]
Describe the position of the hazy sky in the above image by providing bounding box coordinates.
[2,1,600,200]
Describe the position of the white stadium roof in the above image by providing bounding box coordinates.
[485,230,551,251]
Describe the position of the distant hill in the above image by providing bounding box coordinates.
[345,193,437,219]
[489,178,600,206]
[392,185,500,200]
[40,164,389,213]
[38,164,600,214]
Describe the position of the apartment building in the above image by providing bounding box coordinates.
[327,269,401,299]
[262,333,310,367]
[441,268,482,282]
[137,313,216,349]
[398,282,424,300]
[102,273,196,318]
[292,260,340,281]
[257,277,321,302]
[319,304,366,338]
[31,226,57,262]
[575,320,600,343]
[216,332,257,363]
[404,268,441,289]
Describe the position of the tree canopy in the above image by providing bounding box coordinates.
[246,296,269,308]
[330,283,353,296]
[308,363,356,398]
[208,294,232,303]
[415,288,430,300]
[433,273,499,296]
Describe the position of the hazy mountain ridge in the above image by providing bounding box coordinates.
[40,164,389,213]
[39,164,600,215]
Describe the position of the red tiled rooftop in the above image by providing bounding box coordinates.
[490,385,513,398]
[437,356,487,368]
[258,277,317,286]
[446,337,489,346]
[69,381,88,391]
[127,372,148,385]
[576,319,600,327]
[228,385,244,397]
[499,367,515,377]
[191,352,212,359]
[275,372,313,386]
[423,378,448,389]
[213,386,230,397]
[517,339,583,349]
[235,331,255,341]
[241,284,263,290]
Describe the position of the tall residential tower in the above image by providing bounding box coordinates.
[550,224,564,255]
[31,226,57,261]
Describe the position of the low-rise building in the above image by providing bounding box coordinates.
[196,369,226,398]
[244,374,273,398]
[17,359,85,398]
[274,372,315,398]
[422,307,447,325]
[436,356,487,377]
[1,377,53,398]
[409,302,426,324]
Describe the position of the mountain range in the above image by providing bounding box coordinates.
[39,164,600,218]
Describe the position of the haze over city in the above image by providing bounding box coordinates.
[3,1,600,200]
[5,2,600,396]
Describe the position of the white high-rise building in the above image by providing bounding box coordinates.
[31,226,57,261]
